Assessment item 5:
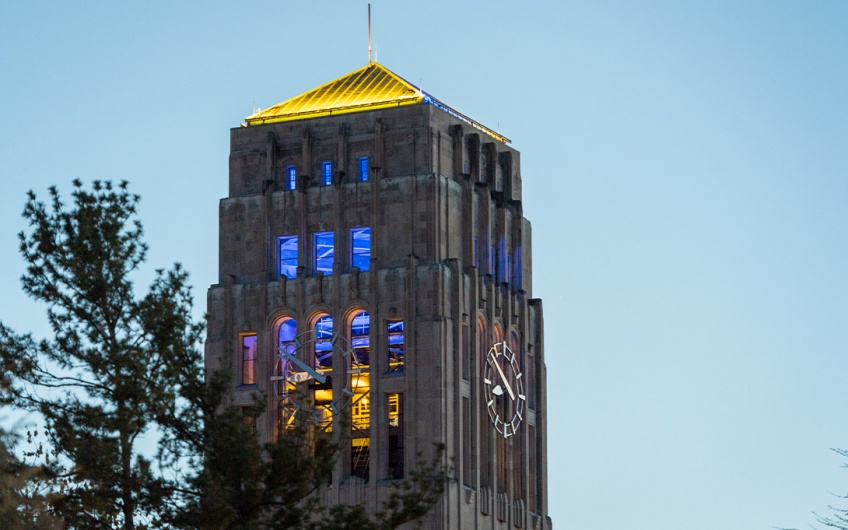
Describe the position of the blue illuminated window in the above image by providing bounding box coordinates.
[351,311,370,366]
[314,315,333,370]
[499,239,508,284]
[286,165,297,191]
[358,157,369,182]
[278,319,297,352]
[276,318,297,393]
[322,161,333,186]
[314,231,334,275]
[387,320,404,374]
[351,227,371,271]
[489,246,495,276]
[279,235,298,279]
[473,237,479,268]
[513,246,523,290]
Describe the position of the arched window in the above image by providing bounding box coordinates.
[276,317,298,398]
[350,311,370,368]
[314,314,334,370]
[349,310,371,480]
[275,317,297,430]
[278,318,297,356]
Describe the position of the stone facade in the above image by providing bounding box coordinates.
[206,101,551,529]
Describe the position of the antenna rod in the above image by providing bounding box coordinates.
[368,4,373,65]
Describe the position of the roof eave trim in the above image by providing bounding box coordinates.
[423,94,510,144]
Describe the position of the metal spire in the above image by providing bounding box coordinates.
[368,4,373,65]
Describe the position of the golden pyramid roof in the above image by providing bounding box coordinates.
[245,62,508,143]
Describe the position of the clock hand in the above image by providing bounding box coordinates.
[492,384,503,397]
[281,351,327,384]
[493,359,515,400]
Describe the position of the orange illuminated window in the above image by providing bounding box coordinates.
[241,334,257,385]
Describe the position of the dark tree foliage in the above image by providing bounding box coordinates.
[0,427,62,530]
[0,180,202,529]
[158,357,449,530]
[0,180,447,529]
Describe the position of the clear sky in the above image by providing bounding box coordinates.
[2,2,847,529]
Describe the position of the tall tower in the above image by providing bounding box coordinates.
[206,62,552,529]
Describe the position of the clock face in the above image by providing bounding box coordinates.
[483,341,525,438]
[272,317,362,429]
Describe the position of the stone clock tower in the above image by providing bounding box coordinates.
[206,61,552,529]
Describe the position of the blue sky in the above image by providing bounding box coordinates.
[1,2,847,529]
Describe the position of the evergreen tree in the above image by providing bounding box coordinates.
[0,180,202,529]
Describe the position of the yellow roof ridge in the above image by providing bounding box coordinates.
[245,62,509,144]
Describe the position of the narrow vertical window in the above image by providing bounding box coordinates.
[386,320,405,374]
[489,245,495,276]
[351,396,371,480]
[241,334,257,385]
[387,393,404,479]
[314,231,334,275]
[241,406,257,434]
[350,311,371,480]
[278,235,298,279]
[529,424,538,513]
[510,330,525,503]
[462,396,473,487]
[528,351,536,411]
[461,322,470,381]
[513,246,523,290]
[350,227,371,272]
[314,315,334,371]
[276,319,298,429]
[351,311,370,367]
[499,238,508,284]
[358,156,369,182]
[312,314,334,431]
[478,318,492,489]
[472,237,479,268]
[322,161,333,186]
[286,165,297,191]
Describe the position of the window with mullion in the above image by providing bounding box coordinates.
[358,156,369,182]
[286,165,297,190]
[278,235,298,279]
[241,334,257,385]
[314,231,334,275]
[386,320,404,374]
[350,227,371,272]
[322,161,333,186]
